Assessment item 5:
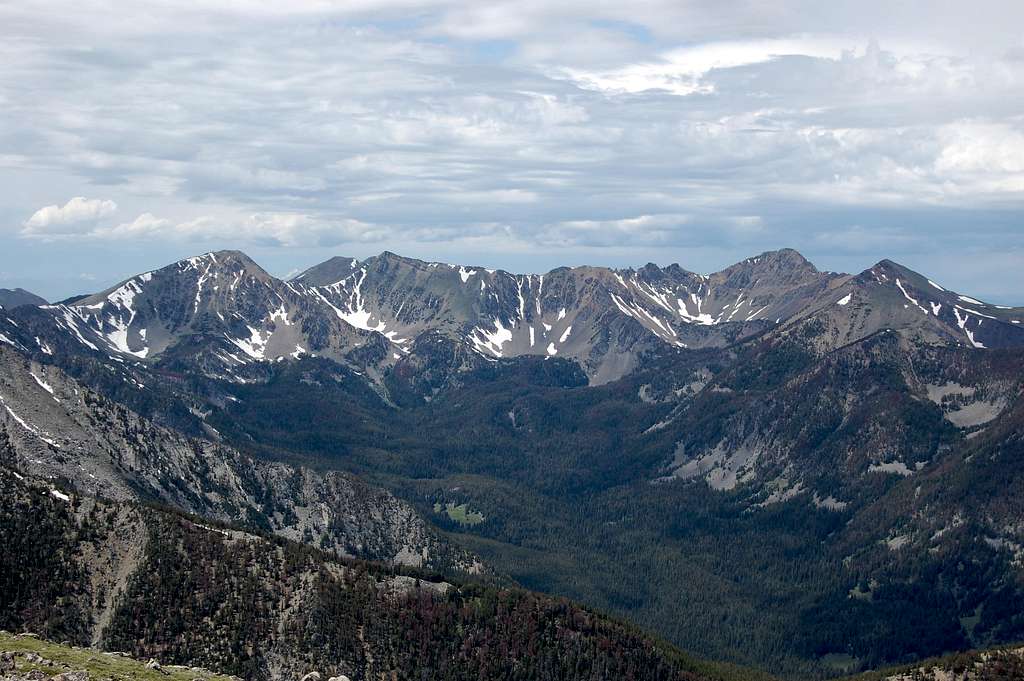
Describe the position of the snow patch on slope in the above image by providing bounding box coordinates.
[227,326,268,360]
[270,304,293,326]
[319,270,402,347]
[953,307,986,348]
[471,318,513,356]
[868,461,913,476]
[29,371,59,402]
[0,394,61,448]
[676,295,715,325]
[103,279,148,358]
[895,279,927,315]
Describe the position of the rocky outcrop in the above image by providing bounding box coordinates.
[0,346,479,573]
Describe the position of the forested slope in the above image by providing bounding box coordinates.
[0,466,769,681]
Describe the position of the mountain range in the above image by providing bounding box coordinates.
[2,247,1023,679]
[4,249,1021,390]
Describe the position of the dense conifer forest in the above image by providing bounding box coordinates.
[200,344,1024,677]
[0,466,766,681]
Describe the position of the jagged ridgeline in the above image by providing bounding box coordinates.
[0,469,765,681]
[3,249,1021,394]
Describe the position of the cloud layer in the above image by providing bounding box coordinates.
[23,197,118,235]
[1,0,1023,300]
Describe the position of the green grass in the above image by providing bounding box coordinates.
[433,501,485,525]
[0,632,237,681]
[820,653,859,675]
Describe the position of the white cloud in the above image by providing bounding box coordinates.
[201,213,390,247]
[22,197,117,236]
[447,189,539,204]
[545,214,691,246]
[93,212,171,238]
[935,122,1024,177]
[19,203,390,247]
[561,37,851,96]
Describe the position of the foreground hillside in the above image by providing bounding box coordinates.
[0,632,238,681]
[0,466,766,681]
[844,645,1024,681]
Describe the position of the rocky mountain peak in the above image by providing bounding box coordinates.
[363,251,448,276]
[635,262,675,283]
[0,288,47,310]
[722,248,818,280]
[182,250,272,281]
[866,258,913,279]
[760,247,816,270]
[780,258,1024,354]
[661,263,693,279]
[376,250,427,265]
[293,255,361,286]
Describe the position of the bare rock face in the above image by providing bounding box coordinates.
[0,345,479,574]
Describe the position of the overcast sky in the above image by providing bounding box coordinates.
[2,1,1023,302]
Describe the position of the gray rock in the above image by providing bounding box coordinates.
[52,672,89,681]
[144,658,168,675]
[0,344,481,576]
